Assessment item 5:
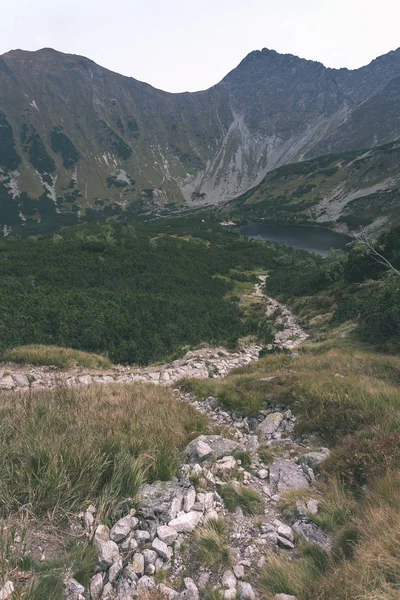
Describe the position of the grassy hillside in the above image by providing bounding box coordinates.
[223,141,400,230]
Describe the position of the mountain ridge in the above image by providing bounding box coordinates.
[1,46,400,234]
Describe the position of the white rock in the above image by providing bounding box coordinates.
[152,537,170,559]
[13,374,29,387]
[278,536,295,549]
[168,511,202,533]
[257,469,269,479]
[135,529,151,543]
[203,509,219,523]
[131,552,145,575]
[183,489,196,512]
[108,557,123,583]
[67,579,85,595]
[110,516,132,542]
[145,564,156,575]
[89,573,103,600]
[136,575,156,590]
[93,538,120,569]
[0,376,14,390]
[222,570,236,589]
[233,564,245,579]
[273,595,298,600]
[143,549,158,565]
[157,583,179,598]
[238,581,256,599]
[196,440,213,459]
[157,524,178,544]
[94,524,109,543]
[277,524,294,542]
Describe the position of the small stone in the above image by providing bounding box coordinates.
[67,579,85,595]
[238,581,256,599]
[183,489,196,512]
[168,511,202,533]
[136,575,156,591]
[196,440,213,459]
[233,564,245,579]
[273,595,298,600]
[278,536,295,549]
[222,569,236,589]
[108,558,123,583]
[145,564,156,575]
[13,374,29,387]
[152,537,170,559]
[277,524,294,542]
[93,536,120,569]
[135,529,151,543]
[110,516,132,542]
[197,573,210,589]
[157,583,179,598]
[89,573,103,600]
[143,548,158,565]
[0,376,14,390]
[131,552,145,575]
[257,469,269,479]
[157,525,178,545]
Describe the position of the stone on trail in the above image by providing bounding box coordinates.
[185,435,241,463]
[293,520,332,549]
[257,412,284,439]
[269,459,310,492]
[157,525,178,545]
[168,511,202,533]
[137,479,194,522]
[237,581,256,599]
[89,573,103,600]
[109,515,132,542]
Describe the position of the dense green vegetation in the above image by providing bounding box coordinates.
[0,218,289,365]
[266,225,400,352]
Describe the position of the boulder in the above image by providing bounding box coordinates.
[257,412,284,439]
[237,581,256,599]
[185,435,241,463]
[131,552,145,575]
[137,479,194,522]
[93,531,120,570]
[299,449,330,470]
[89,573,103,600]
[110,515,132,542]
[152,537,170,560]
[157,525,178,545]
[293,520,332,549]
[269,459,310,492]
[168,511,202,533]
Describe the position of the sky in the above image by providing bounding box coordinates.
[1,0,400,93]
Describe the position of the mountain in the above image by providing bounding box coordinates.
[224,140,400,232]
[1,46,400,234]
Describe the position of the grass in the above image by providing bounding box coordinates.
[193,518,232,571]
[0,383,209,522]
[219,482,263,515]
[2,344,113,369]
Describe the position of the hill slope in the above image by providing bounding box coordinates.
[1,47,400,233]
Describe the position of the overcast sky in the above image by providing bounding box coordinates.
[1,0,399,92]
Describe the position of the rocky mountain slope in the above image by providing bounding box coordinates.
[224,140,400,232]
[1,46,400,234]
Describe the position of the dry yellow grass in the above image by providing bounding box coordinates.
[3,344,113,369]
[0,382,209,520]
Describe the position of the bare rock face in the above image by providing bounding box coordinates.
[269,459,310,492]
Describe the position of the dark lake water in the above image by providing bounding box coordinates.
[237,222,351,257]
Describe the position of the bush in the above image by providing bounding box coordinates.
[219,482,263,515]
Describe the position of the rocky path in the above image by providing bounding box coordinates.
[0,277,307,392]
[68,391,330,600]
[0,279,319,600]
